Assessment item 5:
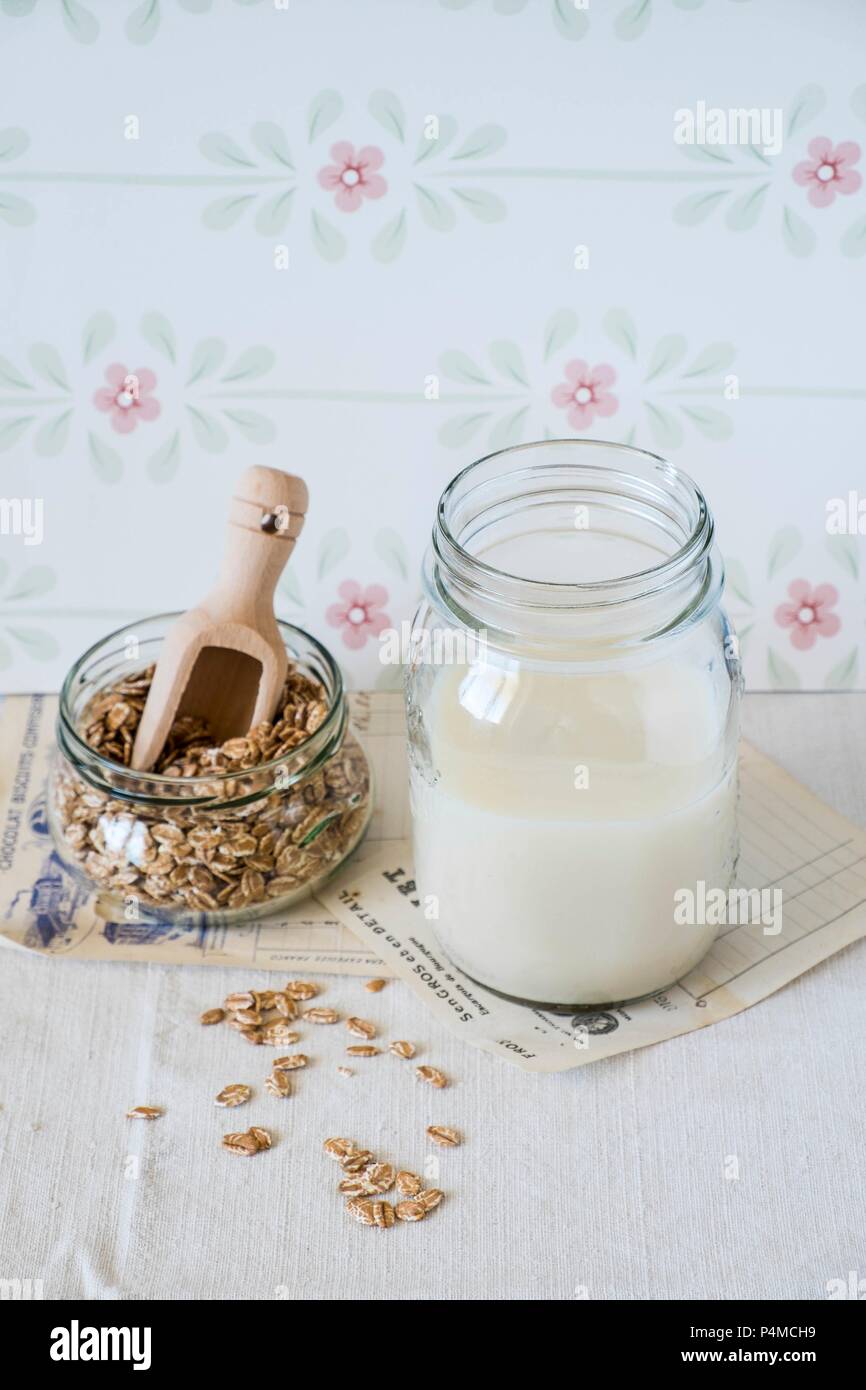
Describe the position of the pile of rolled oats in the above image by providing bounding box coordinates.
[128,975,463,1224]
[323,1137,451,1227]
[52,665,371,914]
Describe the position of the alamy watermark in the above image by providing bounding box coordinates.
[674,101,783,157]
[826,491,866,535]
[378,620,488,668]
[0,497,43,546]
[674,881,783,936]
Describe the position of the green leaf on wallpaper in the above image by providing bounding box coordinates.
[186,405,228,453]
[0,192,36,227]
[88,431,122,484]
[6,626,59,660]
[250,122,293,169]
[767,525,802,578]
[723,558,752,607]
[644,334,687,382]
[372,209,408,263]
[725,183,770,232]
[34,409,73,457]
[488,340,529,388]
[141,312,176,364]
[552,0,589,40]
[310,210,346,262]
[0,128,29,162]
[673,190,728,226]
[852,84,866,125]
[199,132,257,170]
[841,214,866,259]
[438,351,491,386]
[0,355,31,390]
[488,405,530,451]
[450,125,507,161]
[374,528,409,582]
[317,528,350,579]
[125,0,160,45]
[767,646,801,691]
[278,565,304,608]
[680,144,734,166]
[186,338,227,385]
[61,0,99,44]
[451,187,506,222]
[414,114,458,164]
[221,346,275,383]
[744,144,773,167]
[28,344,69,391]
[0,416,34,451]
[644,402,683,452]
[542,309,578,363]
[307,90,343,144]
[679,405,733,442]
[494,0,529,12]
[81,312,115,364]
[681,341,736,377]
[825,532,860,580]
[202,195,257,231]
[3,566,56,601]
[781,205,815,258]
[824,647,859,690]
[673,0,705,9]
[615,0,652,42]
[603,307,638,360]
[619,424,637,447]
[369,90,406,143]
[414,186,456,233]
[255,189,294,236]
[786,84,825,138]
[147,430,181,485]
[438,412,492,448]
[178,0,212,11]
[223,409,276,445]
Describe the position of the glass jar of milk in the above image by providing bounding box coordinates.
[406,441,741,1009]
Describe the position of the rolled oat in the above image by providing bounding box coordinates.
[215,1084,251,1108]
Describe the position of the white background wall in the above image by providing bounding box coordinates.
[0,0,864,692]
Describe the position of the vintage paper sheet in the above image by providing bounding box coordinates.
[315,740,866,1071]
[2,692,865,1072]
[0,692,406,976]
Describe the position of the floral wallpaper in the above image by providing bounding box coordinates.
[0,0,864,692]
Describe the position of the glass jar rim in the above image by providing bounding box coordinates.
[57,613,346,794]
[434,438,714,608]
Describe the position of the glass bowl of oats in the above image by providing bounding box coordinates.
[49,615,373,922]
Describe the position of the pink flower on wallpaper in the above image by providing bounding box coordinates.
[774,580,841,650]
[550,360,619,432]
[326,580,391,650]
[93,365,161,434]
[317,142,387,213]
[792,138,862,208]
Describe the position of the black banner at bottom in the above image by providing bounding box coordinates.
[3,1297,861,1373]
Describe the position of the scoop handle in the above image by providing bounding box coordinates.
[206,466,308,625]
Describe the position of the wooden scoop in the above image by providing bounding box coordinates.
[131,465,308,772]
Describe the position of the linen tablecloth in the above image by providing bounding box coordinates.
[1,693,864,1301]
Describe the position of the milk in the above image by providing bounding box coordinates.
[410,657,738,1006]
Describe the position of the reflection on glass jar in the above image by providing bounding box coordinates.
[50,616,372,924]
[406,441,742,1010]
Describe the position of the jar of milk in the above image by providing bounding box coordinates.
[406,440,742,1009]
